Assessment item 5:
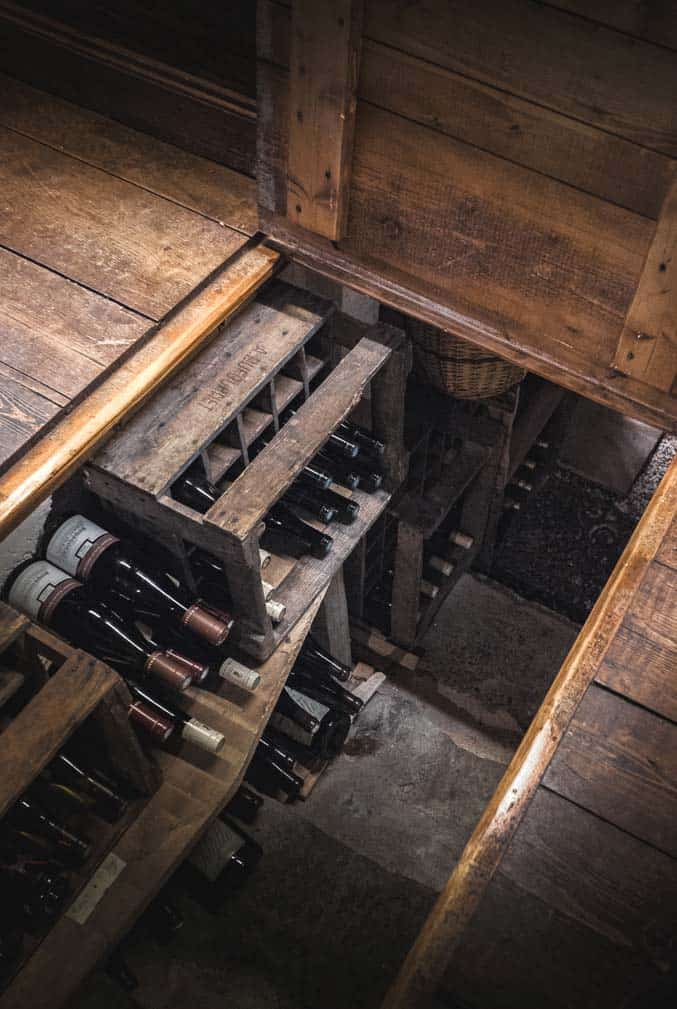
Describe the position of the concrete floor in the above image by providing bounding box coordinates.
[68,574,577,1009]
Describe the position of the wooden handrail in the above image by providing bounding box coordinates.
[381,455,677,1008]
[0,244,278,540]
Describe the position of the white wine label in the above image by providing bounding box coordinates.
[46,514,118,579]
[268,711,315,747]
[182,718,225,753]
[285,686,329,722]
[219,658,261,691]
[8,561,78,621]
[188,819,242,882]
[66,852,126,925]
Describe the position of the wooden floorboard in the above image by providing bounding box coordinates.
[624,560,677,648]
[0,73,258,235]
[596,624,677,724]
[0,125,247,318]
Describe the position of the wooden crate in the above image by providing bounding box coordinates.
[86,280,404,660]
[0,587,325,1009]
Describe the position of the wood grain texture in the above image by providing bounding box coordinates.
[0,362,62,467]
[501,787,677,955]
[205,336,390,540]
[544,684,677,854]
[612,179,677,392]
[547,0,677,51]
[0,244,278,539]
[364,0,677,156]
[287,0,363,239]
[596,624,677,723]
[0,651,116,818]
[261,0,676,219]
[624,560,677,647]
[396,442,489,537]
[0,126,246,318]
[381,456,677,1008]
[655,515,677,570]
[0,599,29,653]
[95,282,331,496]
[0,73,258,234]
[0,0,256,174]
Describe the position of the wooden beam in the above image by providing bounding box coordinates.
[286,0,363,240]
[380,455,677,1009]
[612,179,677,393]
[0,244,278,542]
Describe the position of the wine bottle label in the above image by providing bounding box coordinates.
[285,686,329,722]
[46,514,118,579]
[266,598,286,624]
[128,701,174,742]
[8,560,80,623]
[182,602,233,646]
[145,652,192,691]
[188,819,243,882]
[268,711,315,748]
[219,658,261,691]
[67,852,126,925]
[182,718,225,754]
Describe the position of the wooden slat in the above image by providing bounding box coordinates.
[0,244,278,540]
[396,442,489,537]
[544,684,677,854]
[0,599,29,653]
[655,515,677,570]
[286,0,363,240]
[612,179,677,392]
[501,787,677,953]
[508,380,566,479]
[624,560,677,647]
[95,282,331,496]
[261,0,676,220]
[596,624,677,724]
[547,0,677,51]
[205,335,391,540]
[364,0,677,157]
[0,126,246,319]
[0,363,63,468]
[381,456,677,1008]
[0,651,115,818]
[0,1,256,175]
[0,73,258,235]
[442,871,668,1009]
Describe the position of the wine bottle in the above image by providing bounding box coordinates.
[190,551,285,626]
[509,478,533,493]
[299,461,333,490]
[338,420,385,458]
[282,483,336,524]
[257,733,296,771]
[316,486,359,524]
[269,685,350,758]
[283,408,359,460]
[134,618,261,691]
[322,446,383,493]
[45,515,232,648]
[448,530,474,550]
[1,857,71,933]
[287,670,362,718]
[314,450,360,491]
[503,497,521,512]
[522,457,538,471]
[245,749,303,800]
[49,752,127,824]
[172,466,221,513]
[184,815,262,910]
[297,635,353,683]
[7,797,91,867]
[126,681,225,754]
[225,785,263,825]
[428,556,454,577]
[7,562,192,693]
[263,502,333,560]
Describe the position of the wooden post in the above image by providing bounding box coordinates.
[286,0,363,240]
[612,178,677,393]
[315,567,353,666]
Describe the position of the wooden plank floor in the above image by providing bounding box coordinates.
[0,74,259,478]
[384,458,677,1009]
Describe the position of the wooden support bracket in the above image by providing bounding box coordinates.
[286,0,363,240]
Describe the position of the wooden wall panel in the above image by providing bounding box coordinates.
[546,0,677,51]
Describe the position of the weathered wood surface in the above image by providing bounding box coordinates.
[612,179,677,392]
[95,282,331,497]
[0,245,278,539]
[396,442,489,537]
[544,684,677,855]
[596,624,677,724]
[0,0,257,174]
[546,0,677,51]
[382,456,677,1008]
[0,73,258,234]
[0,126,246,319]
[258,0,677,429]
[0,651,116,818]
[286,0,363,239]
[206,336,391,540]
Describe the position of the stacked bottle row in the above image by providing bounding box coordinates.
[0,741,130,985]
[173,415,386,563]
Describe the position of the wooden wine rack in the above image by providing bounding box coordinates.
[0,589,325,1009]
[85,280,409,661]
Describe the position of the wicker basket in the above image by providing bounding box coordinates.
[407,320,525,399]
